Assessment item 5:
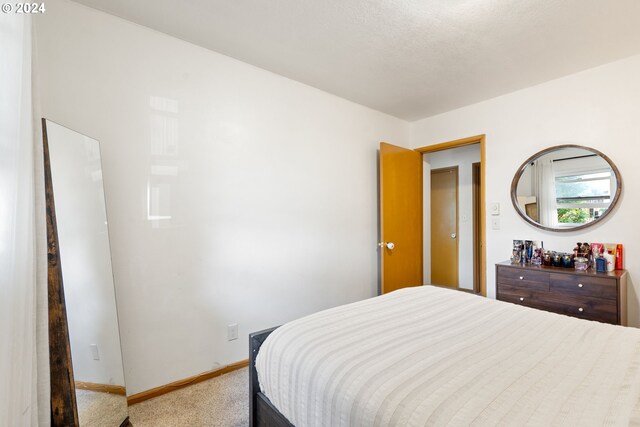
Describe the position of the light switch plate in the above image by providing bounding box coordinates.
[491,217,500,230]
[489,202,500,216]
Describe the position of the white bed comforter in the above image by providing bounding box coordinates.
[256,285,640,426]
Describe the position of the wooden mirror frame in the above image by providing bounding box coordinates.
[44,118,80,426]
[44,118,131,427]
[510,144,622,233]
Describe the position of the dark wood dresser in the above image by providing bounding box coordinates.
[496,261,628,325]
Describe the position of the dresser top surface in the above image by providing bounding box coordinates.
[497,260,627,278]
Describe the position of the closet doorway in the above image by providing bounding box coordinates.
[418,137,485,294]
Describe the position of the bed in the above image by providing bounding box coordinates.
[249,285,640,426]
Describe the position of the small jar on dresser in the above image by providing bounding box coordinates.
[496,261,628,325]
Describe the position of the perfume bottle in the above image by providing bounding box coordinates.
[594,247,607,273]
[525,240,533,261]
[531,247,542,266]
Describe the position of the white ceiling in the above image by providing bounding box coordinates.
[71,0,640,121]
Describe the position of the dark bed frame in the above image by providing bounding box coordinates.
[249,327,295,427]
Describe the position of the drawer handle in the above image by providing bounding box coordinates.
[578,283,583,288]
[519,297,524,302]
[578,307,584,312]
[519,276,524,280]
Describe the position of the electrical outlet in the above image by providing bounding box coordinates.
[90,344,100,360]
[227,323,238,341]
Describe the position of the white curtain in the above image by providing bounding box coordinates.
[0,13,49,426]
[536,158,558,228]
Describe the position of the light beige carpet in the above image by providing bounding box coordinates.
[76,389,128,427]
[129,367,249,427]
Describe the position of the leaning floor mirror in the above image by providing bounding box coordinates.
[43,119,129,427]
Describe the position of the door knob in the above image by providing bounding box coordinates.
[450,233,456,239]
[378,242,395,250]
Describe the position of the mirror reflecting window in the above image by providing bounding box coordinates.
[46,120,128,426]
[511,145,621,232]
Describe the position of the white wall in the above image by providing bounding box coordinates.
[47,121,125,387]
[0,13,43,427]
[34,0,409,395]
[423,145,480,290]
[411,54,640,326]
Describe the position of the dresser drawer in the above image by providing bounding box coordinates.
[535,293,618,324]
[496,266,549,291]
[496,284,547,310]
[549,273,617,301]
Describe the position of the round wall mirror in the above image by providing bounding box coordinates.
[511,145,621,232]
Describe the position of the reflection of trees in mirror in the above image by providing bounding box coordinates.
[557,207,607,224]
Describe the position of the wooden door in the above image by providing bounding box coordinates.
[379,142,423,294]
[431,167,458,287]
